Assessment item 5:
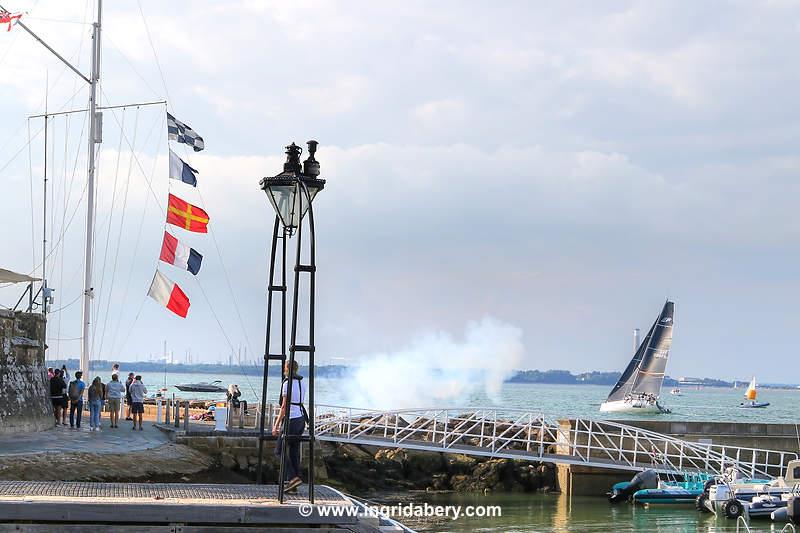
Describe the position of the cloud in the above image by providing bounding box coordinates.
[3,0,800,383]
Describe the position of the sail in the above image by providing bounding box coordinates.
[606,301,675,402]
[745,377,757,400]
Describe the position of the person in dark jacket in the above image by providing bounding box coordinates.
[49,369,64,425]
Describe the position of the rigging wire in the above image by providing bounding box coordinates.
[96,108,140,358]
[192,277,258,398]
[108,114,165,357]
[91,107,128,357]
[27,119,36,273]
[136,0,173,113]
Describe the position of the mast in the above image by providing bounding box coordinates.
[81,0,102,381]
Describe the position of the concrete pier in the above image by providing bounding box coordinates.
[0,481,389,531]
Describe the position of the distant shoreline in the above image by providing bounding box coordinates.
[44,359,800,390]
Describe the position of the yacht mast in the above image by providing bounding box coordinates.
[81,0,102,381]
[2,0,103,379]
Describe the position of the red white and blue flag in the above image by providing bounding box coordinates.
[147,270,190,318]
[159,231,202,275]
[0,11,23,32]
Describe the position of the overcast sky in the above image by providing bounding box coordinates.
[2,1,800,383]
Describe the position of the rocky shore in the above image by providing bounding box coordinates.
[178,435,557,495]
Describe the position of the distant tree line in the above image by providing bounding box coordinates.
[45,358,793,388]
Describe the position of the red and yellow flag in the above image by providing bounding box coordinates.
[167,194,209,233]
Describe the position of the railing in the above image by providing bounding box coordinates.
[314,405,798,478]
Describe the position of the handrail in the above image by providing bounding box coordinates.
[314,405,797,478]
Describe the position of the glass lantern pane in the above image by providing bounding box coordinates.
[267,184,299,229]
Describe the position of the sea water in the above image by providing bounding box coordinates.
[143,372,800,424]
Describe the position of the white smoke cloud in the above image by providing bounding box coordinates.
[342,317,524,410]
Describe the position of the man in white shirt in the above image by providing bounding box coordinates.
[272,360,307,492]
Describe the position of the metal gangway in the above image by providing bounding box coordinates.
[315,405,797,479]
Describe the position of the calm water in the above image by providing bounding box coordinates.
[399,492,771,532]
[140,372,800,424]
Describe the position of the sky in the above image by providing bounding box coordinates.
[1,1,800,384]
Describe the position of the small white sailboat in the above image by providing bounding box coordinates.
[600,301,674,414]
[739,376,769,408]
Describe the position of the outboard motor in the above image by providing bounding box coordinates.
[788,495,800,525]
[608,469,659,503]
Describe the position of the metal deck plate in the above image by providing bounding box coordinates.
[0,482,362,527]
[0,481,345,503]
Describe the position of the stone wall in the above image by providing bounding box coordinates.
[175,434,557,494]
[0,310,52,434]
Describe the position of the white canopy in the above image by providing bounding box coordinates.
[0,268,40,284]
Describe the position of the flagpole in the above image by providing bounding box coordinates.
[81,0,102,382]
[1,1,102,380]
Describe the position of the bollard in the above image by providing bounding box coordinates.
[183,402,189,431]
[239,405,244,429]
[156,399,163,424]
[174,400,181,428]
[165,398,171,425]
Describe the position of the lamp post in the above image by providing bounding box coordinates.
[256,141,325,504]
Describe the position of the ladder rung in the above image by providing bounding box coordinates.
[291,345,315,353]
[265,354,285,361]
[268,285,287,292]
[295,265,316,273]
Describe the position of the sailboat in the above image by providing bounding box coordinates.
[600,301,674,414]
[739,376,769,408]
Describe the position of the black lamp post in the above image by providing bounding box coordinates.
[256,141,325,503]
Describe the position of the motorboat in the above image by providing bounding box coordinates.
[600,301,674,414]
[174,380,227,393]
[739,376,769,408]
[632,472,712,505]
[670,388,681,396]
[703,460,800,518]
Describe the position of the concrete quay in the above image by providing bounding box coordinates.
[0,481,391,532]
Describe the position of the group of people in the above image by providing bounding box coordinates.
[48,364,148,431]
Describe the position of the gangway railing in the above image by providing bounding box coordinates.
[314,405,797,478]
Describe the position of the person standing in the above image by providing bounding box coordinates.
[87,377,104,431]
[105,374,125,429]
[129,375,147,431]
[60,369,69,426]
[68,371,86,429]
[272,360,308,493]
[124,372,135,421]
[49,369,64,425]
[47,367,54,379]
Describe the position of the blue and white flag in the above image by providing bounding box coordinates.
[169,149,199,187]
[167,112,205,152]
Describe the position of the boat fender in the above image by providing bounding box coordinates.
[788,495,800,525]
[723,498,744,519]
[772,507,789,522]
